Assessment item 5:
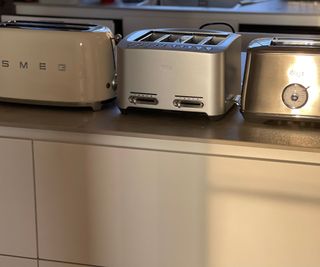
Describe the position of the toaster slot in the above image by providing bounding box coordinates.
[173,99,204,108]
[271,38,320,47]
[137,32,179,43]
[175,35,194,43]
[138,32,165,42]
[129,96,159,105]
[197,36,214,45]
[154,34,171,42]
[1,20,96,31]
[183,35,207,44]
[184,35,227,45]
[203,35,228,45]
[159,34,180,43]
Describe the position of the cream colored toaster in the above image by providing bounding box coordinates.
[0,21,117,110]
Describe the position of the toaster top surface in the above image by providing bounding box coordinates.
[119,28,240,53]
[248,37,320,52]
[0,20,106,32]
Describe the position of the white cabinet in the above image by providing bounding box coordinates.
[39,260,92,267]
[34,140,320,267]
[0,255,37,267]
[205,156,320,267]
[34,141,205,267]
[0,138,37,258]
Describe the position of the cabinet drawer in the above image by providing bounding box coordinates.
[34,141,204,267]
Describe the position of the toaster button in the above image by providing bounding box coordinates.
[282,83,309,109]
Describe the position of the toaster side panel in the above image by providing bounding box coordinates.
[224,35,241,111]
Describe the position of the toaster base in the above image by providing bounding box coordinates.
[0,97,116,111]
[242,111,320,124]
[120,106,231,120]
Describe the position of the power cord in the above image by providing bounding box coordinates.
[199,22,235,33]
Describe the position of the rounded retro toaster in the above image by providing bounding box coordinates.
[0,20,117,110]
[117,28,241,118]
[241,37,320,122]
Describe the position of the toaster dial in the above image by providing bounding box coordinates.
[282,83,308,109]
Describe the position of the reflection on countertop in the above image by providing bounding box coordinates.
[0,101,319,150]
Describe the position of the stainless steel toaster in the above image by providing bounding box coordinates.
[0,20,117,110]
[241,37,320,122]
[117,28,241,118]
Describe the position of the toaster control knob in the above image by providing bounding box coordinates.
[282,83,308,109]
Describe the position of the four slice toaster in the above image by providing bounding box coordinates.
[117,28,241,118]
[0,20,318,123]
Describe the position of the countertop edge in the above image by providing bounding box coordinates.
[1,124,319,165]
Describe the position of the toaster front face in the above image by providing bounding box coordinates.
[242,49,320,121]
[117,48,227,116]
[0,25,116,109]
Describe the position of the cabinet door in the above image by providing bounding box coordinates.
[0,255,37,267]
[35,140,320,267]
[206,155,320,267]
[34,141,205,267]
[0,138,37,257]
[39,260,92,267]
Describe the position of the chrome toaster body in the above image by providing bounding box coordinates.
[242,37,320,122]
[117,28,241,117]
[0,21,117,110]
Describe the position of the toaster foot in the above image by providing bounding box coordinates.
[91,102,103,111]
[119,108,128,115]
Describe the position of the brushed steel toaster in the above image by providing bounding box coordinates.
[117,28,241,118]
[0,20,117,110]
[241,37,320,122]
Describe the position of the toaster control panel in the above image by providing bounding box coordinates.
[282,83,308,109]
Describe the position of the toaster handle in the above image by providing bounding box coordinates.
[110,33,122,69]
[109,34,122,90]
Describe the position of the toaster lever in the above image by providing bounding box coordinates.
[129,96,159,105]
[109,34,122,74]
[112,73,118,91]
[173,99,204,109]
